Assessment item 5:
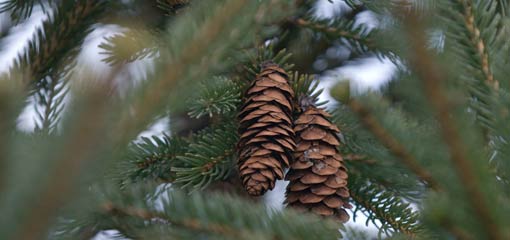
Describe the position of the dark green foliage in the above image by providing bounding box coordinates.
[331,102,425,201]
[291,72,325,106]
[188,77,241,119]
[156,0,189,15]
[55,184,342,240]
[172,122,238,191]
[437,0,510,186]
[349,174,422,238]
[120,135,186,185]
[295,16,375,55]
[99,29,161,65]
[242,46,294,84]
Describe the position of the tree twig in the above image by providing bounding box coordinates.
[457,0,499,90]
[348,100,442,191]
[350,187,419,237]
[291,18,374,48]
[401,9,503,240]
[101,202,255,238]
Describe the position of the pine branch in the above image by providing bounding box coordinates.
[403,12,504,240]
[440,219,475,240]
[241,46,294,84]
[113,0,296,144]
[57,185,342,240]
[0,0,50,22]
[101,203,255,238]
[496,0,508,15]
[348,100,441,191]
[98,0,193,65]
[119,135,186,185]
[344,0,437,14]
[8,0,106,89]
[292,17,374,49]
[456,0,499,90]
[330,104,425,200]
[438,1,509,133]
[172,123,238,190]
[156,0,190,15]
[99,29,161,65]
[290,14,399,65]
[438,1,510,180]
[187,76,241,119]
[33,71,70,133]
[349,175,423,238]
[291,72,327,107]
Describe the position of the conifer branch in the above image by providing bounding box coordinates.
[172,123,238,190]
[156,0,190,14]
[33,72,69,133]
[187,77,241,119]
[350,178,422,237]
[114,0,294,143]
[343,154,377,164]
[403,12,503,240]
[348,100,441,191]
[99,29,161,65]
[441,219,475,240]
[496,0,508,15]
[0,0,49,22]
[101,202,254,238]
[114,0,249,142]
[120,135,185,185]
[58,187,341,239]
[38,76,59,132]
[457,0,499,90]
[292,17,374,47]
[9,0,106,89]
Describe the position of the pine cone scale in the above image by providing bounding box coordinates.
[285,104,351,222]
[238,63,295,196]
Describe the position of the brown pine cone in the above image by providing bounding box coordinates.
[285,99,351,222]
[237,62,295,196]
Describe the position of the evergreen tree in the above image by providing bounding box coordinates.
[0,0,509,239]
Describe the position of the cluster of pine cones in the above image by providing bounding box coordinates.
[237,62,351,222]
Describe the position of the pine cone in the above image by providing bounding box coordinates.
[285,100,351,222]
[237,62,295,196]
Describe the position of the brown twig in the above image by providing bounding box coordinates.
[401,9,503,240]
[441,219,475,240]
[342,154,377,164]
[102,202,253,238]
[202,149,234,172]
[292,18,374,48]
[348,100,442,191]
[457,0,499,90]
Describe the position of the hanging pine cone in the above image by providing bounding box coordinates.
[285,97,351,222]
[237,62,295,196]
